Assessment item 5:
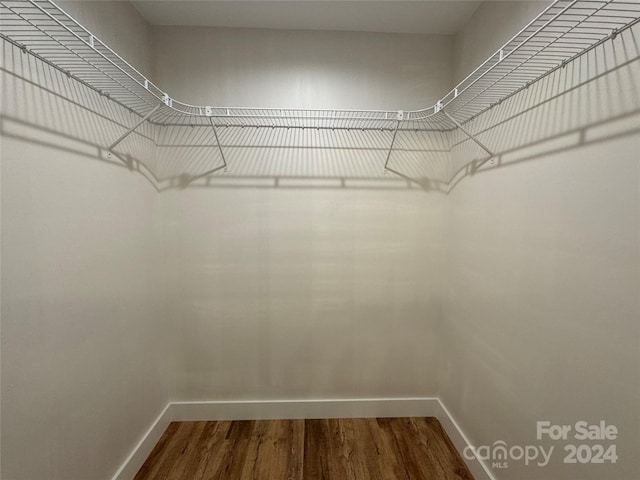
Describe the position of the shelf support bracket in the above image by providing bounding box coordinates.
[442,109,494,157]
[208,116,228,172]
[108,103,161,152]
[384,110,404,172]
[384,121,400,172]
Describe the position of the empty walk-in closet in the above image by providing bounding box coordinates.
[1,0,638,479]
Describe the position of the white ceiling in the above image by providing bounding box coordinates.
[131,1,483,35]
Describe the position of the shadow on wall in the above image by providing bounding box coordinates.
[0,41,160,189]
[0,39,449,193]
[447,23,640,191]
[2,23,639,193]
[154,124,451,192]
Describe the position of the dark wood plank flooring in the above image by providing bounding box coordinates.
[134,417,474,480]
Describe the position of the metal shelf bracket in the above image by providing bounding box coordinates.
[208,113,228,172]
[383,110,404,173]
[107,102,161,153]
[2,0,639,167]
[442,109,494,158]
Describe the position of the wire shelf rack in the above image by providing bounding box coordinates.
[1,0,639,170]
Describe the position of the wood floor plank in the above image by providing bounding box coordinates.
[285,419,305,480]
[415,417,474,480]
[220,434,251,480]
[164,422,208,480]
[365,417,406,480]
[336,418,383,480]
[136,422,200,480]
[197,434,235,479]
[250,419,304,480]
[389,417,443,480]
[134,422,180,480]
[303,419,331,479]
[376,417,426,480]
[135,417,474,480]
[181,421,231,480]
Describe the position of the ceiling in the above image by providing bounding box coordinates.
[131,1,483,35]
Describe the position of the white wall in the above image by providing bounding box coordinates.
[452,1,551,83]
[57,0,154,77]
[152,26,452,110]
[153,27,452,401]
[442,3,640,479]
[2,2,639,480]
[0,2,169,479]
[161,186,446,400]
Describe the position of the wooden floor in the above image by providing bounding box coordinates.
[134,417,474,480]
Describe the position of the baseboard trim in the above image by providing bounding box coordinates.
[435,399,496,480]
[113,397,493,480]
[111,404,174,480]
[168,396,443,421]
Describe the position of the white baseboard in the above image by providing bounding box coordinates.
[112,397,494,480]
[435,399,497,480]
[168,396,442,421]
[111,404,175,480]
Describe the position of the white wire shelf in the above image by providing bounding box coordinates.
[1,0,639,148]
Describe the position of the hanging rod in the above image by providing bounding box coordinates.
[0,0,639,133]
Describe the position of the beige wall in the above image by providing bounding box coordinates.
[0,2,168,479]
[153,26,452,401]
[57,0,154,77]
[151,26,452,110]
[442,3,640,479]
[160,185,446,400]
[453,1,551,83]
[2,2,639,480]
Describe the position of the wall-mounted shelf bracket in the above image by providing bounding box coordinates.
[3,0,639,170]
[442,109,494,158]
[162,94,172,107]
[383,111,403,173]
[107,102,161,153]
[207,109,228,172]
